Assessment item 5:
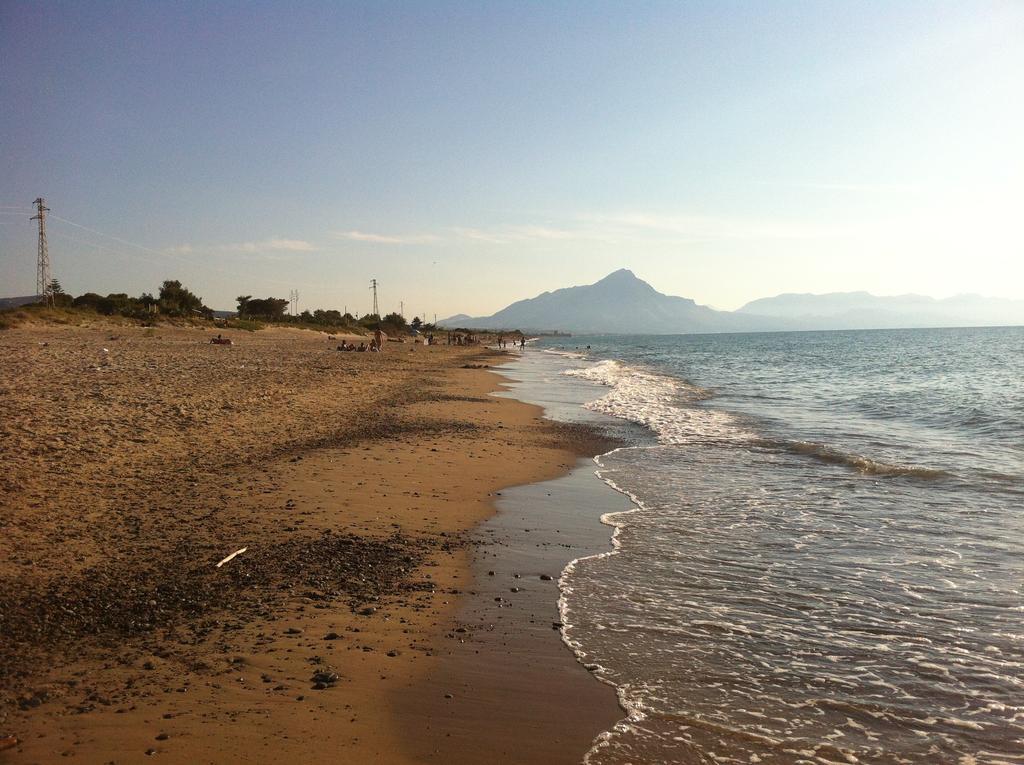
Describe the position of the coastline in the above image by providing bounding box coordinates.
[1,324,623,763]
[389,355,637,763]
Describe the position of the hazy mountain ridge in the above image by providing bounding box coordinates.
[444,269,765,334]
[442,271,1024,334]
[0,295,44,310]
[738,291,1024,329]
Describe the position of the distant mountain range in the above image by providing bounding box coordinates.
[441,270,1024,334]
[736,291,1024,329]
[0,295,43,310]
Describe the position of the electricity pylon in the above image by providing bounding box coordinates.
[31,198,51,303]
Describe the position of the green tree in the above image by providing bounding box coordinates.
[73,292,115,314]
[47,279,73,307]
[382,312,406,328]
[159,280,208,316]
[411,316,422,331]
[358,313,381,330]
[244,297,289,319]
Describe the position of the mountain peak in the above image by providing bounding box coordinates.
[598,268,639,283]
[590,268,660,298]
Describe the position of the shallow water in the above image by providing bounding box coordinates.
[536,327,1024,764]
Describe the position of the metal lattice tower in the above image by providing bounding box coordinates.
[289,289,299,315]
[31,197,51,302]
[370,279,379,317]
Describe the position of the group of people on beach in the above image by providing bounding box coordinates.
[447,332,478,345]
[333,329,525,352]
[496,335,526,350]
[337,327,387,352]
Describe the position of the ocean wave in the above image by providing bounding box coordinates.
[764,439,951,480]
[563,360,752,445]
[542,348,589,359]
[562,359,951,480]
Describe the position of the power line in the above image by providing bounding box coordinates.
[48,213,166,256]
[13,209,363,308]
[48,227,192,269]
[44,214,323,291]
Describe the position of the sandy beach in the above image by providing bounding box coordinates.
[0,323,621,763]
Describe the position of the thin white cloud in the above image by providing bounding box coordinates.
[504,225,582,241]
[754,181,924,193]
[580,212,849,242]
[449,224,615,244]
[333,211,843,250]
[223,238,316,252]
[449,227,509,244]
[335,230,440,245]
[165,238,316,255]
[334,225,604,246]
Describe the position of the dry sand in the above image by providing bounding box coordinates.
[0,324,621,763]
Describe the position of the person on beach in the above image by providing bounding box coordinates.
[520,336,525,349]
[373,326,385,352]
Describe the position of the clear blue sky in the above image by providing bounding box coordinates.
[2,1,1021,315]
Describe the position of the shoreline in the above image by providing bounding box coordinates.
[1,324,623,763]
[388,359,635,764]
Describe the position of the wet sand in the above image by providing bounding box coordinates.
[0,324,621,763]
[394,460,635,763]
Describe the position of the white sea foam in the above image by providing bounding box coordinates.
[563,359,753,445]
[556,446,658,764]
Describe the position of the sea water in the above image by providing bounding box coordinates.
[533,327,1023,764]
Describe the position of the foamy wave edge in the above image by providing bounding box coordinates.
[557,445,657,763]
[563,359,753,446]
[564,358,946,480]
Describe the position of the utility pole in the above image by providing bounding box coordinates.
[370,279,379,317]
[31,197,51,304]
[400,301,404,320]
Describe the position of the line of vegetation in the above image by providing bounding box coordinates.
[1,279,439,338]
